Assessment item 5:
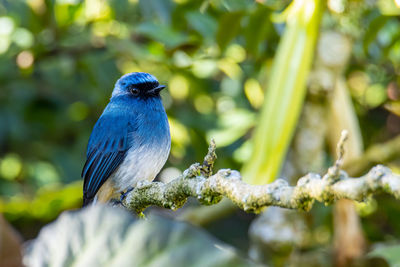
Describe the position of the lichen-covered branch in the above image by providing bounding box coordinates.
[122,137,400,214]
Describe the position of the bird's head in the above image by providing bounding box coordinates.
[111,72,166,99]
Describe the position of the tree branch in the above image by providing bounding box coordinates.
[122,136,400,214]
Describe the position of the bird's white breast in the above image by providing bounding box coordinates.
[109,133,170,193]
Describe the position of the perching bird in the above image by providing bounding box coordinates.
[82,72,171,206]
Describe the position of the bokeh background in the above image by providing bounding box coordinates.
[0,0,400,266]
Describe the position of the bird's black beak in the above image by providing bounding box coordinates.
[149,85,166,95]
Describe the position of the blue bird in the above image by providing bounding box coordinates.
[82,72,171,206]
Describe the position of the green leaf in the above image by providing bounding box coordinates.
[54,3,83,27]
[207,109,255,147]
[216,11,244,51]
[210,0,254,11]
[186,11,217,39]
[368,244,400,267]
[136,22,189,48]
[244,5,273,57]
[378,0,400,16]
[363,15,390,55]
[24,205,259,266]
[138,0,174,25]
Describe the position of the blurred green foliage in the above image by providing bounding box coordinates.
[0,0,283,222]
[25,205,257,267]
[0,0,400,265]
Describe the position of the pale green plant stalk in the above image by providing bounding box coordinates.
[242,0,324,185]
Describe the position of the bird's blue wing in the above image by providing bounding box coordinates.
[82,112,136,205]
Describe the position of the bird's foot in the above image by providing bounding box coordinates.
[110,199,123,207]
[120,187,134,203]
[109,188,134,208]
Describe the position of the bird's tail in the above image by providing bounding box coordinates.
[82,181,115,207]
[82,196,94,207]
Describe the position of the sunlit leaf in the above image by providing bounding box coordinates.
[0,182,82,221]
[378,0,400,15]
[207,109,255,147]
[384,101,400,116]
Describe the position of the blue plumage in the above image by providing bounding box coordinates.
[82,72,171,206]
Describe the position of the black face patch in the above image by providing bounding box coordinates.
[134,81,160,92]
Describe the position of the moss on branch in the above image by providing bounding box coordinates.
[122,137,400,214]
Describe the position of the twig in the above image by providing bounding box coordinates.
[344,134,400,176]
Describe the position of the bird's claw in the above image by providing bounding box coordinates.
[110,199,123,207]
[120,187,134,202]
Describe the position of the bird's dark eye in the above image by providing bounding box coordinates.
[130,87,139,96]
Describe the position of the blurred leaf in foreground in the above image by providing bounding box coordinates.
[368,244,400,267]
[24,205,259,267]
